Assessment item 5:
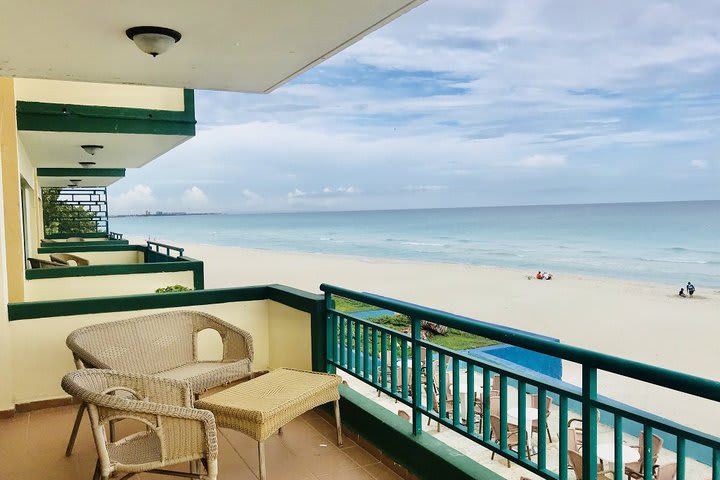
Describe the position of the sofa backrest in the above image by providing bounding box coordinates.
[67,311,202,374]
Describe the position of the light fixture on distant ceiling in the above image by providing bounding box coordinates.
[69,179,81,185]
[126,26,182,57]
[78,161,96,168]
[81,144,103,155]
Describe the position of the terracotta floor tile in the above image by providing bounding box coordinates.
[298,449,361,476]
[316,466,379,480]
[342,446,381,467]
[0,404,397,480]
[364,462,405,480]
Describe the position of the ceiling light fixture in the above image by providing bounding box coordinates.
[79,161,96,168]
[81,145,103,155]
[70,179,81,185]
[126,26,182,57]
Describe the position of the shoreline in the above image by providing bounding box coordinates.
[139,236,720,292]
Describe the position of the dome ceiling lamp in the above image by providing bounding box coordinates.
[126,26,182,57]
[81,144,103,155]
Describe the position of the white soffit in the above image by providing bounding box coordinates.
[38,177,121,188]
[0,0,426,93]
[19,131,191,169]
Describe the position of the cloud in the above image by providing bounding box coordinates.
[240,189,263,206]
[403,185,447,192]
[690,159,708,170]
[109,1,720,211]
[181,186,209,209]
[517,154,567,168]
[286,186,362,207]
[109,185,155,214]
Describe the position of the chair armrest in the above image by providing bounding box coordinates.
[194,313,254,362]
[63,370,194,407]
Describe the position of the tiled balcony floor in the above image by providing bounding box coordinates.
[0,404,404,480]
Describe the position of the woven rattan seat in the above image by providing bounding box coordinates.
[196,368,342,480]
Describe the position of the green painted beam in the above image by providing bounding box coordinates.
[16,89,196,136]
[7,285,269,321]
[37,168,125,178]
[37,244,143,254]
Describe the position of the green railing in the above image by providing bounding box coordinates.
[108,231,123,240]
[147,240,184,258]
[321,284,720,480]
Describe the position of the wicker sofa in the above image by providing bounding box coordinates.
[64,310,254,456]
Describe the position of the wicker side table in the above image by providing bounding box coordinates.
[195,368,342,480]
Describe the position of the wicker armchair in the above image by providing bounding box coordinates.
[61,369,218,480]
[27,257,66,268]
[65,310,254,456]
[50,253,90,266]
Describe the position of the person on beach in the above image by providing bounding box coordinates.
[679,288,686,297]
[542,271,552,280]
[536,271,543,279]
[687,282,695,297]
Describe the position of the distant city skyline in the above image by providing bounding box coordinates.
[109,0,720,214]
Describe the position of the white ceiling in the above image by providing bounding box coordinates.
[38,176,122,188]
[18,131,192,169]
[0,0,425,93]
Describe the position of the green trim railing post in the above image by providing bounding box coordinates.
[538,387,548,470]
[676,437,685,480]
[466,364,475,435]
[518,381,527,461]
[614,415,623,479]
[482,369,491,441]
[324,294,335,373]
[411,315,423,436]
[643,425,653,480]
[559,396,568,480]
[500,375,508,451]
[582,365,598,480]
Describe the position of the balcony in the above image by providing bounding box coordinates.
[3,284,719,479]
[25,240,203,301]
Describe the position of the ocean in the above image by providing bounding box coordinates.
[110,200,720,287]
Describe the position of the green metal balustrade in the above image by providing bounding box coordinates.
[321,284,720,480]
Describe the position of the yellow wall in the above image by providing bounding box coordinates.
[268,301,312,371]
[24,270,195,301]
[14,79,185,111]
[8,301,273,405]
[36,250,143,265]
[0,80,13,411]
[0,77,24,302]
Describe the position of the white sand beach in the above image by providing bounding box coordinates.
[161,239,720,436]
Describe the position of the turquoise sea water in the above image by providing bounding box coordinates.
[111,200,720,287]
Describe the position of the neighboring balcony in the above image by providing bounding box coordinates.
[25,240,203,301]
[2,284,719,480]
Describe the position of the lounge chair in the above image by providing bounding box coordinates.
[27,257,66,268]
[489,414,533,467]
[530,393,553,442]
[625,431,663,479]
[655,463,677,480]
[568,449,614,480]
[50,253,90,266]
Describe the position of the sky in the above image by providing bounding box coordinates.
[109,0,720,214]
